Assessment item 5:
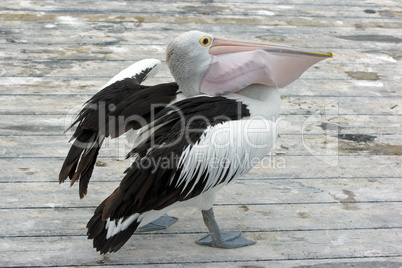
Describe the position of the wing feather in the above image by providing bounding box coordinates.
[59,59,179,198]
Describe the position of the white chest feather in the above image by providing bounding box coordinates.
[174,118,277,197]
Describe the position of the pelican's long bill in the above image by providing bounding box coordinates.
[200,37,333,96]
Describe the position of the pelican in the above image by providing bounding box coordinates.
[60,31,332,253]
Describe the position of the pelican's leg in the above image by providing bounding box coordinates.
[196,208,255,248]
[138,214,178,232]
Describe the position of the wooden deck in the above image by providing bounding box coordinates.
[1,0,401,267]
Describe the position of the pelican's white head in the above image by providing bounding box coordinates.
[166,31,214,97]
[166,30,332,97]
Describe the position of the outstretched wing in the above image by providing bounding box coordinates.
[59,59,179,198]
[87,95,277,253]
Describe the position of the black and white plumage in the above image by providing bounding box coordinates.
[59,59,179,198]
[60,31,332,253]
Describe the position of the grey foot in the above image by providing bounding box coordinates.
[196,231,255,248]
[138,214,178,232]
[198,208,255,249]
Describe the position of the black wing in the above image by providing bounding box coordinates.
[59,65,179,198]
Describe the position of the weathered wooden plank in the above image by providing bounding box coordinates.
[1,178,402,209]
[0,6,401,30]
[1,32,401,59]
[1,114,399,139]
[0,154,400,182]
[0,73,401,99]
[1,0,400,16]
[208,0,400,6]
[1,58,396,84]
[276,115,401,137]
[0,7,401,26]
[1,228,401,267]
[0,94,400,116]
[1,57,397,95]
[1,77,399,98]
[0,59,349,78]
[1,133,401,159]
[1,0,400,8]
[1,202,401,237]
[1,21,401,43]
[1,47,399,77]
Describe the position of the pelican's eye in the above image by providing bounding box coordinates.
[200,36,212,47]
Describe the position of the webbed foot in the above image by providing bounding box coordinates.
[196,208,255,248]
[138,214,178,232]
[197,230,255,248]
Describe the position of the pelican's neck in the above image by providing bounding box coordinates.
[233,85,281,121]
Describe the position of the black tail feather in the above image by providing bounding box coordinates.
[59,130,103,198]
[87,200,140,254]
